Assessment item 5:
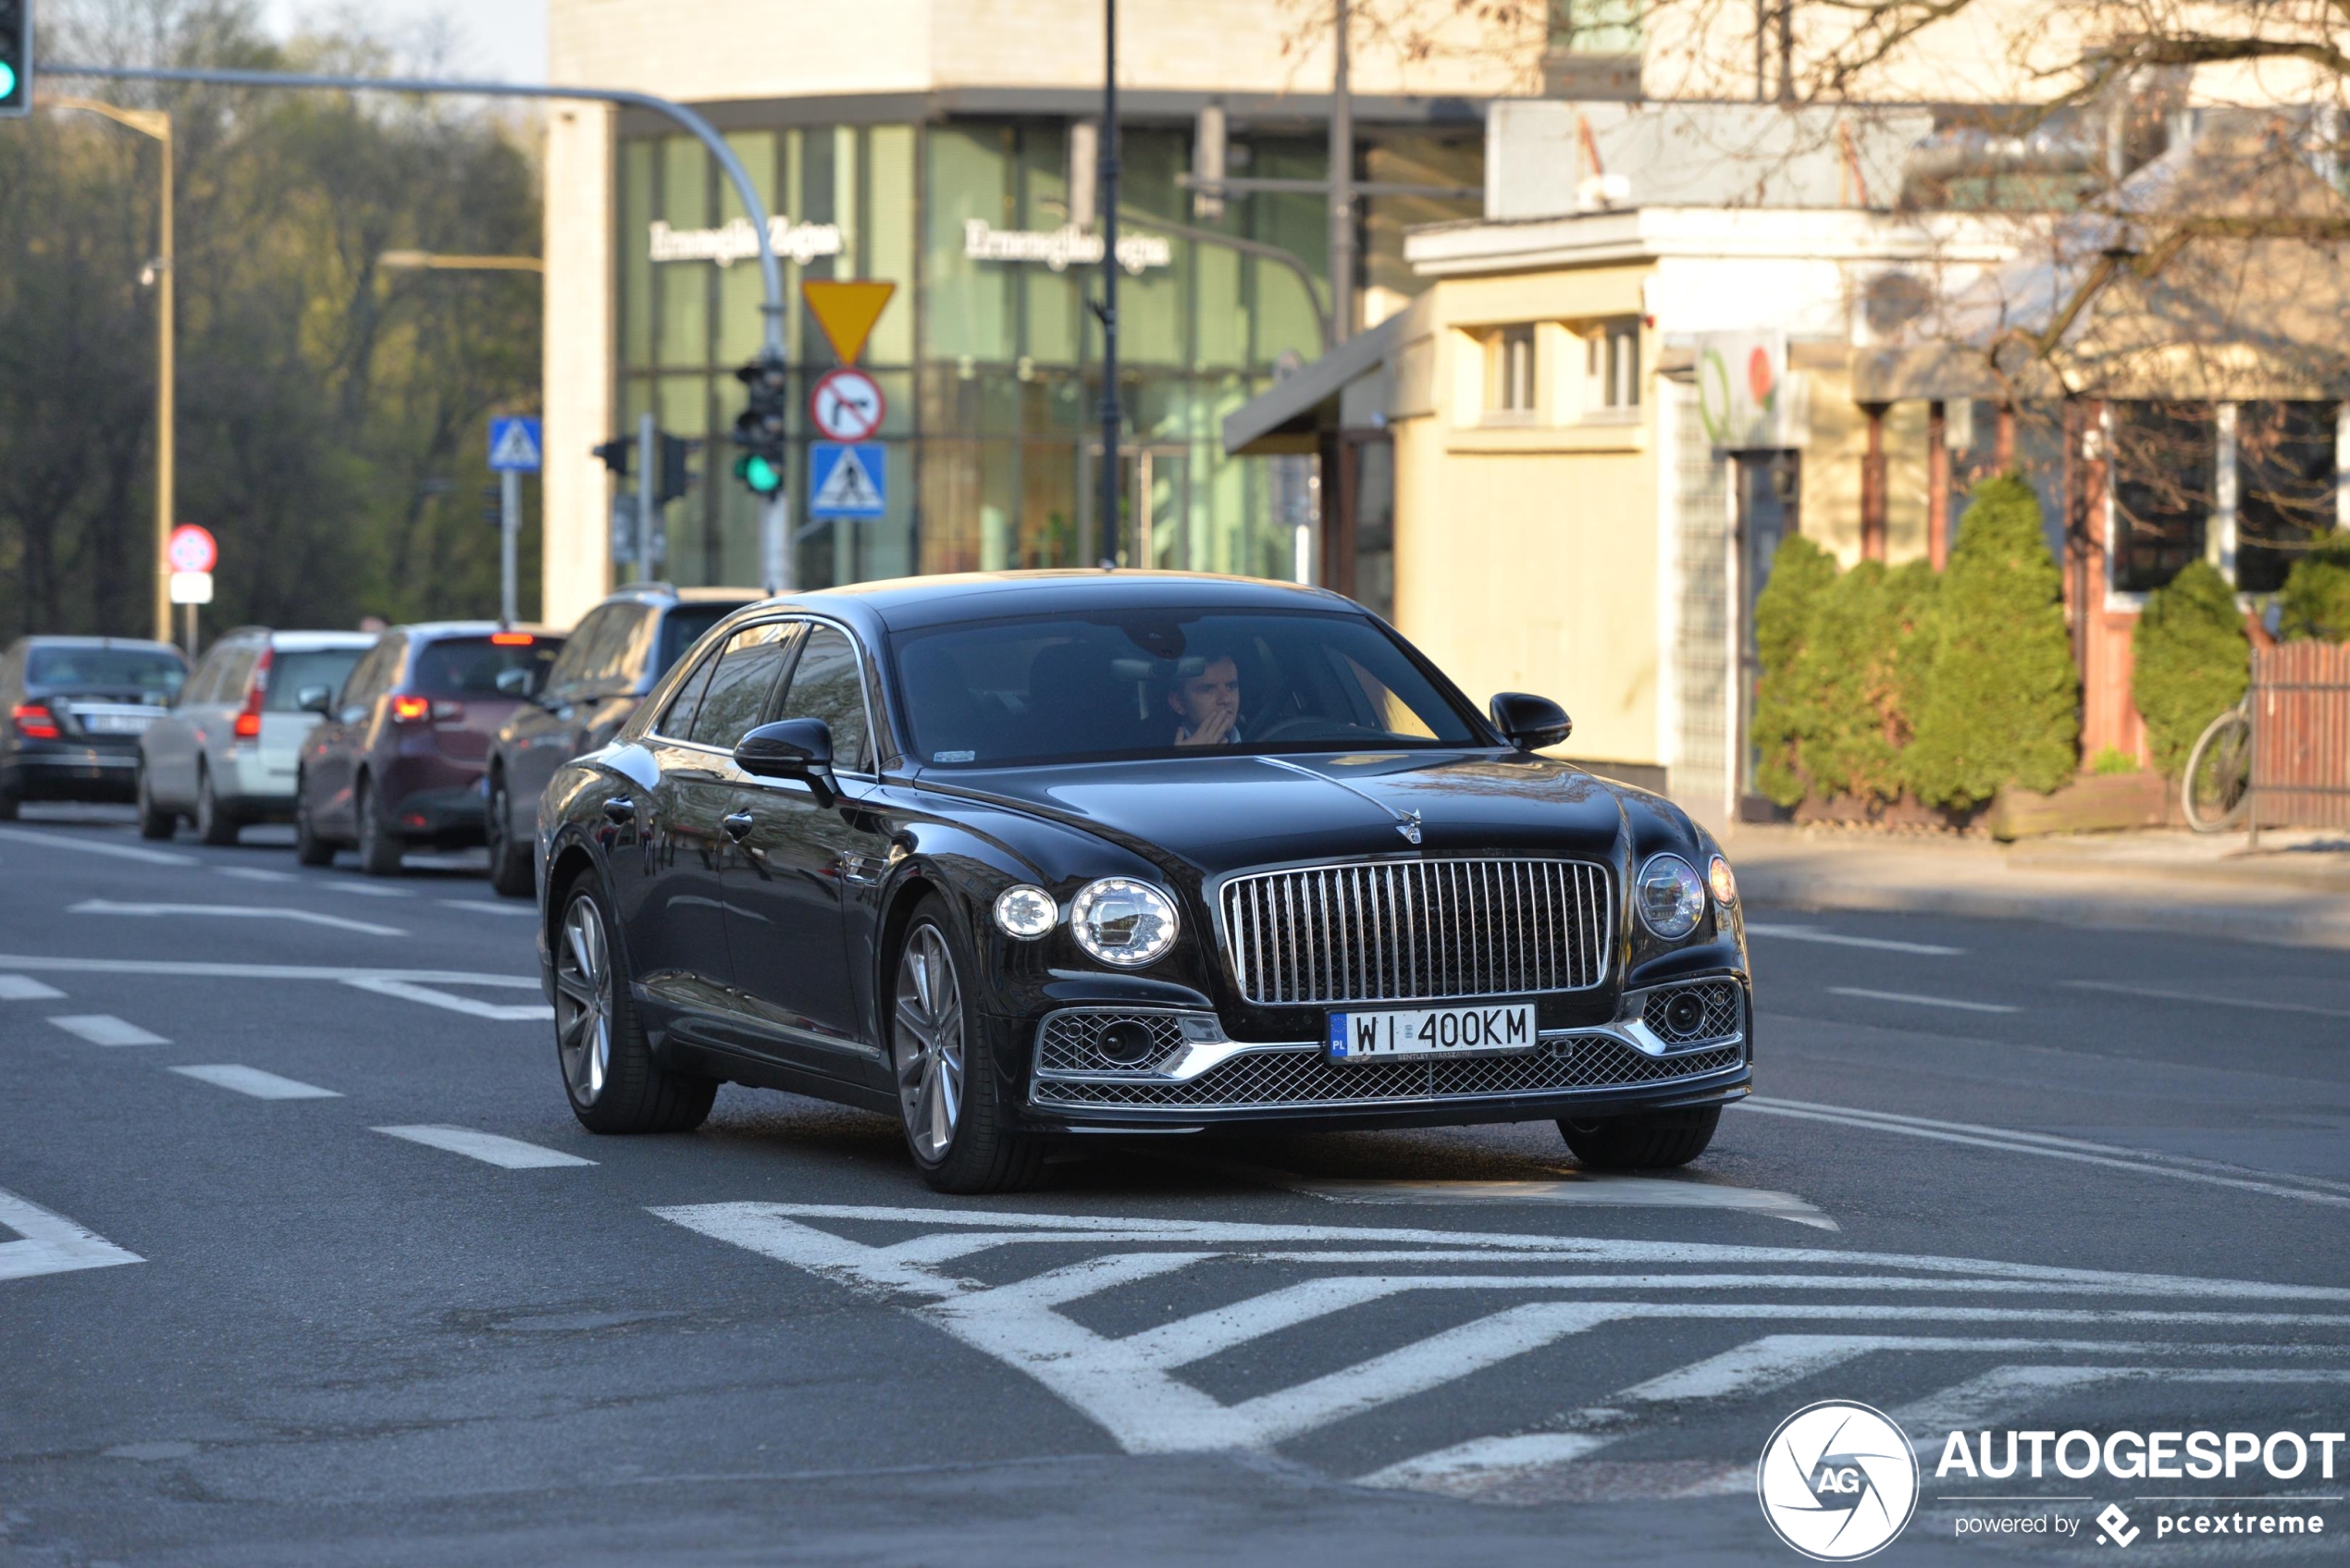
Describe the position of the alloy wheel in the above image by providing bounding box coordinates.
[554,895,613,1105]
[892,923,965,1162]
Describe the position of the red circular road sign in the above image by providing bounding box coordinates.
[167,525,217,574]
[810,367,886,442]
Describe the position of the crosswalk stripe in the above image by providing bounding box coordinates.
[47,1014,167,1046]
[340,977,551,1021]
[0,1187,142,1282]
[0,974,65,1000]
[372,1125,593,1168]
[169,1065,340,1100]
[0,826,193,866]
[71,900,405,937]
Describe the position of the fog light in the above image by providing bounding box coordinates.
[993,883,1058,940]
[1664,992,1706,1037]
[1097,1020,1157,1066]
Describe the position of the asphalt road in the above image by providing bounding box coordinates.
[3,808,2347,1567]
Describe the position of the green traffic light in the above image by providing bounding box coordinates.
[0,63,17,102]
[736,452,783,496]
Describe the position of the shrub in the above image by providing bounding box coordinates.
[2280,542,2350,642]
[1803,561,1940,803]
[2089,747,2140,775]
[1750,535,1839,809]
[1907,474,2080,806]
[2131,560,2247,775]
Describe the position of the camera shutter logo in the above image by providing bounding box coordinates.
[1757,1401,1920,1560]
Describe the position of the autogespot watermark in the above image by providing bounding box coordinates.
[1760,1406,2344,1555]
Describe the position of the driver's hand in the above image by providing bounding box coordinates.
[1178,707,1237,747]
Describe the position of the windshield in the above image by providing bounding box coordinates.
[27,647,186,696]
[892,610,1482,769]
[264,648,364,711]
[657,603,748,680]
[410,636,563,697]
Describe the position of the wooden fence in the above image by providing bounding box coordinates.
[2251,641,2350,830]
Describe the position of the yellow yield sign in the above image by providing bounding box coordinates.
[800,280,897,365]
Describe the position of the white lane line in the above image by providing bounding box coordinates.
[1741,1097,2350,1209]
[1893,1365,2350,1456]
[0,954,538,985]
[0,826,194,866]
[373,1125,594,1168]
[47,1014,168,1046]
[2066,979,2350,1020]
[169,1064,340,1100]
[216,867,296,883]
[340,976,552,1021]
[438,899,537,917]
[316,882,412,898]
[70,901,405,937]
[1826,986,2019,1014]
[0,974,65,1000]
[0,1187,142,1282]
[1270,1173,1835,1230]
[1745,923,1962,956]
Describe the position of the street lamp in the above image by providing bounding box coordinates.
[43,96,173,644]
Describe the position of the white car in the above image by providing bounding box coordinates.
[136,627,375,844]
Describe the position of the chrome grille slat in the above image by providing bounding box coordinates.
[1218,858,1612,1006]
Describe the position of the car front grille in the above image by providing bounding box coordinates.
[1032,1033,1739,1112]
[1218,858,1611,1006]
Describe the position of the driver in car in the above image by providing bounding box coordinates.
[1169,649,1244,747]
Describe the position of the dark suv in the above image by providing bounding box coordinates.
[484,585,756,895]
[292,623,563,875]
[0,637,188,819]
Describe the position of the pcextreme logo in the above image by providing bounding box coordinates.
[1758,1401,1922,1561]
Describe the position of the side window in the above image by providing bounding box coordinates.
[774,624,873,773]
[655,648,719,739]
[181,646,234,706]
[341,640,400,709]
[215,646,260,705]
[686,623,800,750]
[545,607,618,696]
[609,608,659,684]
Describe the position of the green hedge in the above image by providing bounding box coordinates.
[1907,474,2080,807]
[1750,542,1938,809]
[2131,560,2247,775]
[1750,535,1839,809]
[2281,543,2350,642]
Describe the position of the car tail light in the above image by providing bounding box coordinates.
[390,694,431,723]
[11,702,60,739]
[489,632,533,647]
[232,647,273,740]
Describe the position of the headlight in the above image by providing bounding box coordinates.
[993,883,1058,940]
[1070,877,1180,968]
[1635,854,1707,940]
[1708,853,1738,906]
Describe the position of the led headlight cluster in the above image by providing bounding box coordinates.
[992,877,1181,969]
[1635,854,1707,940]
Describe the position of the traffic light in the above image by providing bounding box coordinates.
[657,433,695,507]
[589,437,631,477]
[0,0,31,119]
[732,350,788,500]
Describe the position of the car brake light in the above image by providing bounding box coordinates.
[390,695,431,722]
[11,702,60,739]
[489,632,533,646]
[232,647,272,740]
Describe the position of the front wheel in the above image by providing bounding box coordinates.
[2182,706,2252,833]
[486,773,534,897]
[892,902,1045,1194]
[553,879,714,1133]
[1559,1106,1721,1170]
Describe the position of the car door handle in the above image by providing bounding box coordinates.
[603,797,636,824]
[721,811,755,842]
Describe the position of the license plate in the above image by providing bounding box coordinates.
[1327,1003,1537,1062]
[79,711,155,735]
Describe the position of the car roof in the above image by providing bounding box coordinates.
[12,636,184,654]
[599,584,761,610]
[758,570,1359,635]
[266,631,377,650]
[395,621,561,640]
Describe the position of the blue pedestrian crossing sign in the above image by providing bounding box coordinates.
[488,416,543,472]
[809,441,886,519]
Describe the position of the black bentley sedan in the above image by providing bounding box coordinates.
[533,573,1750,1193]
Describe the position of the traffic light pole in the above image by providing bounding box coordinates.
[43,63,792,599]
[636,413,657,586]
[1095,0,1120,571]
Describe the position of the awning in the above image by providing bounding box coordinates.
[1221,299,1430,456]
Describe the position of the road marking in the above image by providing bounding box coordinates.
[0,1187,142,1283]
[1740,1097,2350,1208]
[0,954,538,985]
[1826,986,2019,1014]
[2065,979,2350,1020]
[438,899,537,917]
[654,1202,2350,1472]
[341,976,552,1021]
[1744,923,1962,956]
[70,900,406,937]
[216,867,296,883]
[168,1064,340,1100]
[1892,1364,2350,1456]
[1233,1167,1834,1230]
[317,882,412,898]
[0,974,65,1000]
[373,1125,593,1168]
[47,1014,167,1046]
[0,826,195,866]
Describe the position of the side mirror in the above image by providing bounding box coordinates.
[1490,692,1573,752]
[297,685,334,715]
[735,718,836,802]
[494,665,538,698]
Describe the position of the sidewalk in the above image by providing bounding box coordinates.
[1724,823,2350,950]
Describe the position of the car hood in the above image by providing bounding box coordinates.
[918,750,1636,881]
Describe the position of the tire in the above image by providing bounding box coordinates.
[486,772,534,898]
[892,897,1045,1195]
[194,765,241,846]
[0,778,18,821]
[1559,1106,1722,1171]
[354,775,404,877]
[2182,707,2253,833]
[134,762,175,839]
[292,772,336,867]
[553,874,716,1134]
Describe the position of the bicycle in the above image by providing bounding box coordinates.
[2181,698,2252,833]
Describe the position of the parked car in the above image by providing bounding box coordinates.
[292,623,563,875]
[531,572,1750,1194]
[0,636,188,819]
[484,585,758,896]
[135,628,375,844]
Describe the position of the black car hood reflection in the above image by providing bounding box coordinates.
[917,749,1631,878]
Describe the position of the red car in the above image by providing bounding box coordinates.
[292,623,563,874]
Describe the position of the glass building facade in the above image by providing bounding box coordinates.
[615,109,1477,591]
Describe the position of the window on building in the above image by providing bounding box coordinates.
[2110,402,2214,593]
[1486,325,1537,420]
[1586,318,1641,413]
[2237,401,2338,594]
[1548,0,1642,54]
